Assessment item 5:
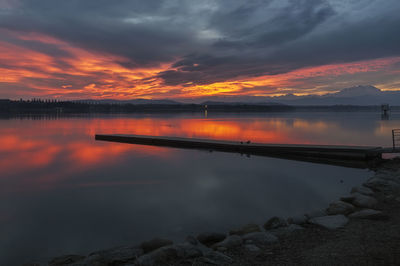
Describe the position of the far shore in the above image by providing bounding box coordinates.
[2,98,400,116]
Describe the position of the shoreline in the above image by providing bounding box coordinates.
[27,158,400,266]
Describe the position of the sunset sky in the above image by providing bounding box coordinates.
[0,0,400,101]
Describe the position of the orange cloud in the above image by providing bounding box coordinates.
[180,57,400,98]
[0,30,399,99]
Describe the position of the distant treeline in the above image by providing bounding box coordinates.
[0,99,398,115]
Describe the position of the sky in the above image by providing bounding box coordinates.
[0,0,400,101]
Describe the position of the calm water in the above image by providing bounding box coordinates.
[1,111,399,265]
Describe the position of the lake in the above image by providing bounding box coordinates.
[0,111,398,265]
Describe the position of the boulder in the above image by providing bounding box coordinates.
[244,244,260,252]
[269,224,304,237]
[385,195,396,200]
[140,238,173,253]
[340,195,355,203]
[364,177,400,192]
[242,232,278,246]
[198,251,233,265]
[212,235,243,249]
[216,247,227,252]
[49,255,85,266]
[174,243,203,258]
[309,215,349,230]
[229,223,261,235]
[82,246,143,265]
[351,193,378,209]
[305,210,327,219]
[134,245,178,266]
[351,186,374,196]
[135,243,202,266]
[197,232,226,247]
[341,193,378,209]
[263,216,287,230]
[326,201,355,215]
[185,235,198,246]
[287,215,307,225]
[375,171,400,182]
[349,209,388,220]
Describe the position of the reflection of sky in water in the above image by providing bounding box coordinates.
[0,112,398,265]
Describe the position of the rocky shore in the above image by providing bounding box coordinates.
[27,159,400,266]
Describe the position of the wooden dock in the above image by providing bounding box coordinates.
[95,134,385,165]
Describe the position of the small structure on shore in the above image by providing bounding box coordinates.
[381,104,390,120]
[381,104,390,115]
[393,129,400,150]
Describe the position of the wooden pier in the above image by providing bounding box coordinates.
[95,134,387,168]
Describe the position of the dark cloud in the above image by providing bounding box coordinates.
[0,0,400,87]
[211,0,335,48]
[158,0,400,85]
[0,0,200,66]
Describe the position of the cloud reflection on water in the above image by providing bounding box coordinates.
[0,112,396,265]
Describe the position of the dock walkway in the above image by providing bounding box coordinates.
[95,134,385,163]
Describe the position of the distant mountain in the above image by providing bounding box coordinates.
[60,85,400,106]
[270,85,400,106]
[192,85,399,106]
[201,101,286,106]
[332,85,381,97]
[76,99,182,105]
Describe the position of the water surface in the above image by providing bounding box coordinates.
[1,111,398,265]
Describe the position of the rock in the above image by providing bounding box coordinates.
[351,193,378,209]
[385,195,396,201]
[244,244,260,252]
[340,195,355,203]
[185,235,198,245]
[49,255,85,266]
[349,209,389,220]
[375,171,400,182]
[351,186,374,196]
[135,245,178,266]
[242,232,278,246]
[309,215,349,230]
[82,246,143,265]
[216,247,228,252]
[229,223,261,235]
[199,251,234,265]
[305,210,327,219]
[341,193,378,209]
[364,177,400,191]
[326,201,355,215]
[135,243,202,266]
[197,232,226,247]
[269,224,304,237]
[287,215,307,225]
[194,243,213,255]
[212,235,243,249]
[363,178,385,191]
[174,243,203,258]
[140,238,173,253]
[263,216,287,230]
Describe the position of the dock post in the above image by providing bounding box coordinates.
[392,129,400,151]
